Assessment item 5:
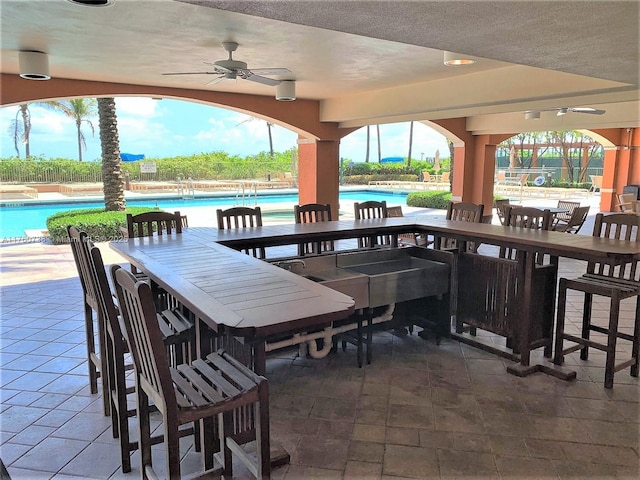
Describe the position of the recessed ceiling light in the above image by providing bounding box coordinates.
[443,51,476,66]
[66,0,115,6]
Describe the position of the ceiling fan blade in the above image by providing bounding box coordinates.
[162,72,217,76]
[205,76,226,86]
[249,68,292,76]
[571,107,606,115]
[241,71,281,86]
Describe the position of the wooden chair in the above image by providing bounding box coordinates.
[554,213,640,388]
[501,206,552,263]
[553,205,590,234]
[435,201,484,253]
[67,225,110,417]
[111,265,271,479]
[69,226,194,473]
[126,211,185,308]
[494,199,510,225]
[440,171,450,183]
[617,193,636,213]
[555,200,580,224]
[386,205,429,247]
[353,200,392,248]
[294,203,334,256]
[216,206,265,259]
[125,210,183,238]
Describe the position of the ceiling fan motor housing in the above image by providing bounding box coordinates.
[214,59,248,71]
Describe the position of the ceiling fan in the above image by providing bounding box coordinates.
[525,107,606,119]
[162,41,292,86]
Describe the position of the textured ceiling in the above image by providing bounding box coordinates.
[1,0,638,133]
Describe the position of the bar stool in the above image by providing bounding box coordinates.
[68,225,110,416]
[69,226,195,473]
[554,213,640,388]
[217,206,265,259]
[112,265,271,479]
[294,203,334,256]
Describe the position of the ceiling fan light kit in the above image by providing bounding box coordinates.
[19,50,50,80]
[276,80,296,101]
[525,111,541,120]
[443,50,475,66]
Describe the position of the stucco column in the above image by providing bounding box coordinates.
[297,137,341,217]
[597,127,640,212]
[452,135,497,215]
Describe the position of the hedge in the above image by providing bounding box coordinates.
[47,207,156,245]
[406,191,452,209]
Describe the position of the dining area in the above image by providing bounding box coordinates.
[1,199,639,480]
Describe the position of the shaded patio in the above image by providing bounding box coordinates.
[1,209,638,479]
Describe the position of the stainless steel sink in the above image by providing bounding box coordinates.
[271,247,449,309]
[337,249,449,307]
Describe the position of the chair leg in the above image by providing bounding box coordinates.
[136,383,153,479]
[580,292,593,360]
[554,279,568,366]
[111,337,133,473]
[220,411,234,478]
[604,294,621,389]
[200,416,216,471]
[96,310,111,417]
[256,384,271,479]
[356,319,363,368]
[165,420,181,480]
[84,304,99,395]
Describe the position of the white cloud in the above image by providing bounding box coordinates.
[115,97,159,117]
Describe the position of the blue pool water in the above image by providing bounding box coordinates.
[0,190,409,239]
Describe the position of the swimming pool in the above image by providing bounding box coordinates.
[0,190,410,239]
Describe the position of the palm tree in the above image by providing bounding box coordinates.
[9,104,31,157]
[237,116,275,156]
[407,121,414,167]
[43,98,97,162]
[365,125,370,163]
[376,124,382,163]
[97,98,125,211]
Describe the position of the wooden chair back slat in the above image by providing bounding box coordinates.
[68,226,101,311]
[589,213,640,281]
[126,211,183,238]
[216,207,265,258]
[295,203,332,224]
[354,200,392,248]
[294,203,334,255]
[501,206,552,263]
[437,201,484,252]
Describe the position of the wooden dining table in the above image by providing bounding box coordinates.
[111,216,640,378]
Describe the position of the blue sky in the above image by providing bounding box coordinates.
[0,97,449,162]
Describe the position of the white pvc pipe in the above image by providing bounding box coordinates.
[264,304,396,359]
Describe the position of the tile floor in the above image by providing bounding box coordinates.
[1,211,639,480]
